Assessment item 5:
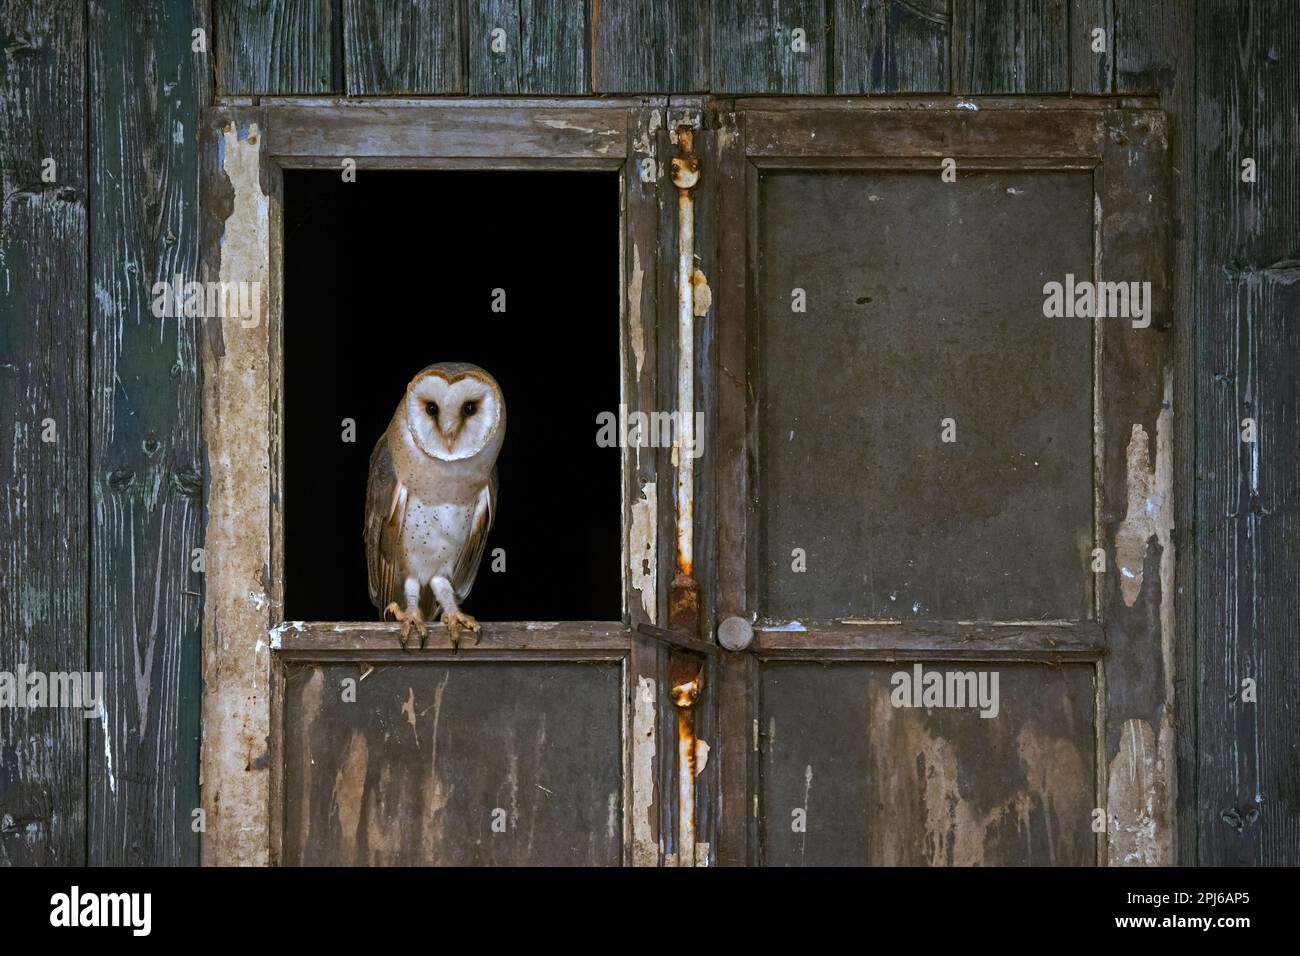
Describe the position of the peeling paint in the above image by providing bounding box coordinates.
[201,119,273,866]
[632,108,662,155]
[629,481,657,623]
[332,730,368,862]
[759,620,807,632]
[267,619,306,649]
[539,118,618,135]
[401,687,419,748]
[100,706,115,795]
[716,112,738,150]
[867,693,1088,865]
[628,243,645,379]
[632,676,658,865]
[1114,379,1173,609]
[1107,718,1173,865]
[690,268,711,317]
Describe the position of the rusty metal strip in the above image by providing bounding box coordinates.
[671,666,702,866]
[669,112,701,632]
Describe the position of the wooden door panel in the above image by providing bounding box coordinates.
[757,168,1095,622]
[282,657,624,865]
[715,104,1172,866]
[759,661,1096,866]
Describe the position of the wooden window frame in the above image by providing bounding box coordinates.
[711,100,1173,865]
[198,99,684,866]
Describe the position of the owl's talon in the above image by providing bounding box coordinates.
[386,602,426,650]
[442,610,481,651]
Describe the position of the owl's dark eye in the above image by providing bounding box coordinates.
[462,401,478,418]
[425,401,439,418]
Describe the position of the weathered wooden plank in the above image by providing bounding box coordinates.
[275,621,631,654]
[1096,108,1175,867]
[950,0,1067,94]
[834,0,949,94]
[215,0,334,94]
[469,0,588,94]
[84,0,205,866]
[343,0,464,95]
[265,104,626,162]
[713,0,827,93]
[1114,0,1197,866]
[199,107,276,866]
[281,660,624,865]
[712,103,754,866]
[0,0,89,866]
[626,103,667,866]
[755,622,1106,660]
[756,167,1094,623]
[591,0,708,93]
[760,662,1097,865]
[1070,0,1112,93]
[1193,0,1300,866]
[738,107,1106,158]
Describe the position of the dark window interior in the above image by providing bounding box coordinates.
[283,170,621,622]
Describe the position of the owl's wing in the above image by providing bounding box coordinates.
[364,433,407,613]
[451,466,497,604]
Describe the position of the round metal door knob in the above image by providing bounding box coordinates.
[717,616,754,652]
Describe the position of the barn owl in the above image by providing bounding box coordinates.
[364,363,504,649]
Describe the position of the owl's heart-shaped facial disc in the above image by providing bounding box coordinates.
[406,368,504,462]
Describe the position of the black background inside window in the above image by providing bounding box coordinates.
[283,170,621,622]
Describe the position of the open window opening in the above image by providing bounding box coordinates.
[282,170,622,622]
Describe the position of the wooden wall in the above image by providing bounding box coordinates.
[1,0,1295,865]
[1,0,207,865]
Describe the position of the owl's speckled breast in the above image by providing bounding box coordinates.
[387,412,495,582]
[399,496,476,580]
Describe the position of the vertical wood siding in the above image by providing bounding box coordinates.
[85,0,205,866]
[342,0,464,95]
[0,0,89,867]
[470,0,588,95]
[833,0,950,94]
[950,0,1068,94]
[1114,0,1198,866]
[215,0,335,94]
[590,0,707,92]
[1192,0,1299,866]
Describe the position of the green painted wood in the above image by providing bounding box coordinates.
[713,0,827,93]
[470,0,587,94]
[215,0,334,94]
[0,0,89,866]
[834,0,949,94]
[591,0,707,93]
[85,0,204,866]
[343,0,464,95]
[1192,0,1300,867]
[1115,0,1197,867]
[950,0,1067,93]
[1069,0,1112,93]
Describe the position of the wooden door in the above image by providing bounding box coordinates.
[711,102,1174,866]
